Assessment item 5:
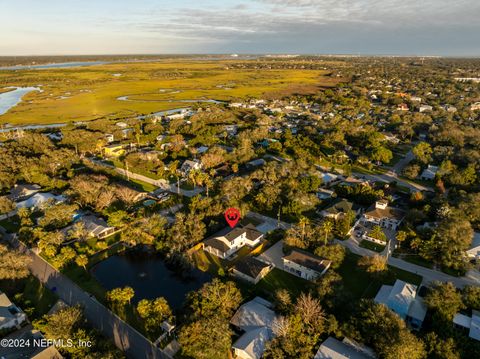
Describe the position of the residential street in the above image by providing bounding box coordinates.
[337,237,480,289]
[1,232,171,359]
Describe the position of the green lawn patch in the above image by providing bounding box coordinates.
[400,254,434,269]
[0,275,57,320]
[62,264,107,301]
[129,178,157,192]
[191,249,224,274]
[255,268,312,299]
[359,240,385,253]
[337,252,423,301]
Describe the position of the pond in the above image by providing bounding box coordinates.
[0,61,108,71]
[91,250,212,309]
[0,87,41,116]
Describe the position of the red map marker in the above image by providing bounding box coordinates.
[225,208,241,228]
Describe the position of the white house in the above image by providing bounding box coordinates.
[230,297,277,359]
[314,337,375,359]
[282,249,331,281]
[374,280,427,330]
[179,159,202,176]
[420,165,438,181]
[204,224,264,259]
[0,292,27,331]
[16,192,65,210]
[453,311,480,341]
[7,184,41,201]
[320,198,360,220]
[362,199,405,231]
[61,215,115,241]
[419,105,433,113]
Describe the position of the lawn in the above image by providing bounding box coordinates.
[0,275,58,320]
[191,249,224,274]
[337,252,422,300]
[359,240,386,253]
[255,268,312,299]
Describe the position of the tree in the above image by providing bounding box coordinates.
[178,316,232,359]
[358,255,387,275]
[462,285,480,310]
[352,300,426,359]
[39,203,78,229]
[0,244,31,280]
[321,220,334,245]
[425,282,465,321]
[424,332,460,359]
[433,217,473,269]
[412,142,432,164]
[106,286,135,306]
[314,244,346,269]
[137,297,173,335]
[188,279,242,319]
[75,254,88,270]
[0,196,15,215]
[369,225,387,243]
[371,146,393,164]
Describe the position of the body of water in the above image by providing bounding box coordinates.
[0,61,108,71]
[0,87,41,116]
[91,251,212,308]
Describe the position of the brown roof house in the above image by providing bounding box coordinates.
[204,224,264,259]
[362,199,405,231]
[282,249,331,281]
[231,256,273,284]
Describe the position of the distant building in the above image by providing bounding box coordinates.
[61,214,115,241]
[179,159,202,176]
[470,102,480,111]
[246,158,266,169]
[105,133,114,143]
[0,292,27,330]
[374,280,427,330]
[314,337,375,359]
[16,192,65,210]
[453,310,480,341]
[7,183,41,201]
[362,200,405,231]
[204,224,264,259]
[231,256,273,284]
[320,198,360,220]
[103,144,125,157]
[397,103,409,111]
[316,188,335,200]
[420,165,438,181]
[282,248,331,281]
[466,232,480,260]
[419,105,433,113]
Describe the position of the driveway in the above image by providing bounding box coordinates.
[257,240,284,268]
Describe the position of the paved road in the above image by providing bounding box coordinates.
[86,157,204,197]
[392,150,415,174]
[337,237,480,289]
[2,233,171,359]
[351,170,432,193]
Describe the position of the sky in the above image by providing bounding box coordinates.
[1,0,479,56]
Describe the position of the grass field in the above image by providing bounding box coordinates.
[0,60,339,124]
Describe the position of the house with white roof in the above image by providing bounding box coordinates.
[61,214,115,241]
[179,159,202,176]
[374,280,427,330]
[230,297,277,359]
[314,337,375,359]
[420,165,438,181]
[362,200,405,231]
[7,184,41,201]
[453,310,480,341]
[0,292,27,331]
[467,232,480,260]
[204,224,264,259]
[16,192,65,210]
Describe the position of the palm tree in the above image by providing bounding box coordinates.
[321,220,334,245]
[298,216,310,241]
